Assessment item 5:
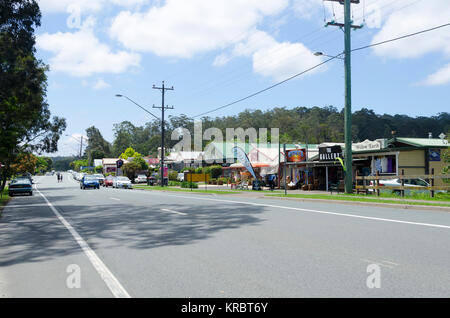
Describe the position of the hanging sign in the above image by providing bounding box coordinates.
[286,149,307,162]
[319,145,342,161]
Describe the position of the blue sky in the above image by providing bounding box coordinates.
[35,0,450,156]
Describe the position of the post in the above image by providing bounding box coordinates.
[284,143,287,196]
[431,168,435,198]
[79,136,83,158]
[205,171,207,192]
[153,81,174,187]
[343,0,353,194]
[376,171,380,197]
[326,166,329,192]
[401,169,405,197]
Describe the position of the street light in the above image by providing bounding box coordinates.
[314,51,344,60]
[115,94,159,120]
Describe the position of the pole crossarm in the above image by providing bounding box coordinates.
[326,21,363,29]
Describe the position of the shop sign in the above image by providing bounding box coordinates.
[286,149,306,162]
[319,145,342,161]
[352,139,382,151]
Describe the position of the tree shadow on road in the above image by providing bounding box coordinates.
[0,196,265,266]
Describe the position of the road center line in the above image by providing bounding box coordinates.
[110,198,121,201]
[161,208,187,216]
[34,182,131,298]
[136,191,450,230]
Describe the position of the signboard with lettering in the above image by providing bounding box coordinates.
[286,149,306,162]
[429,149,441,161]
[319,145,342,161]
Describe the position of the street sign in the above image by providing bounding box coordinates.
[116,159,124,169]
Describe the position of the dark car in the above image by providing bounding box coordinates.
[80,175,100,190]
[104,175,114,187]
[9,178,33,196]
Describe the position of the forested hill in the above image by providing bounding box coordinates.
[85,106,450,158]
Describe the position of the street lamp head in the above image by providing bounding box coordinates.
[314,52,324,56]
[115,94,123,97]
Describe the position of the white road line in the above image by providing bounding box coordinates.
[135,192,450,230]
[34,183,131,298]
[161,208,187,216]
[110,198,120,201]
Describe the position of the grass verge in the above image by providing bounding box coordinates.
[0,187,11,217]
[134,185,240,194]
[265,193,450,208]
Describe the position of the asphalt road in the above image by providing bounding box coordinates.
[0,174,449,297]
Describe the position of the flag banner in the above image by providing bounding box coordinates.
[232,146,257,179]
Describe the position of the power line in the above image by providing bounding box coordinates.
[192,21,450,119]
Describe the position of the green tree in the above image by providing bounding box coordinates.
[122,161,140,181]
[0,0,66,191]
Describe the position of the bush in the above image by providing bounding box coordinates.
[182,167,195,173]
[209,165,223,179]
[195,167,203,174]
[181,181,198,188]
[168,180,181,186]
[168,170,178,181]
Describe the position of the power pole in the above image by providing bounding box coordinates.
[153,81,174,187]
[79,136,83,159]
[324,0,363,194]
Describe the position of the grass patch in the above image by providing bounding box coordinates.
[0,187,11,216]
[134,185,240,194]
[265,193,450,207]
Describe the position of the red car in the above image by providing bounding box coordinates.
[104,175,114,187]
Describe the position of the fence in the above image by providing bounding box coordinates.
[355,169,450,198]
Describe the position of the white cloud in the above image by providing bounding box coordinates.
[371,1,450,59]
[421,63,450,86]
[38,0,147,13]
[215,30,324,81]
[93,78,111,90]
[37,19,141,77]
[109,0,289,58]
[370,0,450,85]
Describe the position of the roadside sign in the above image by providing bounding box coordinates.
[116,159,124,169]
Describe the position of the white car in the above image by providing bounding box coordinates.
[92,173,105,185]
[113,176,133,189]
[369,177,437,194]
[177,173,185,181]
[134,174,147,184]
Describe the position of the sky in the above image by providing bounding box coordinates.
[34,0,450,157]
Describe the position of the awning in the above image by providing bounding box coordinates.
[230,162,270,168]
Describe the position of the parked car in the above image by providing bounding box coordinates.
[369,177,437,195]
[92,173,105,185]
[177,173,185,181]
[9,178,33,196]
[113,176,133,189]
[134,174,147,184]
[104,175,114,187]
[80,175,100,190]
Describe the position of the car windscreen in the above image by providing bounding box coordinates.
[84,177,98,181]
[117,177,129,181]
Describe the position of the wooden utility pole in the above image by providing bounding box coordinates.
[324,0,363,193]
[153,81,174,187]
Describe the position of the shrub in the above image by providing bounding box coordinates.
[195,167,203,174]
[209,165,223,179]
[168,180,181,186]
[168,170,178,181]
[181,181,198,188]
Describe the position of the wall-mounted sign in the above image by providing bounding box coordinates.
[429,149,441,161]
[352,139,382,151]
[286,149,306,162]
[319,145,342,161]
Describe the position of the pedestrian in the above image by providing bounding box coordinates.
[57,173,60,183]
[268,174,276,191]
[60,174,63,182]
